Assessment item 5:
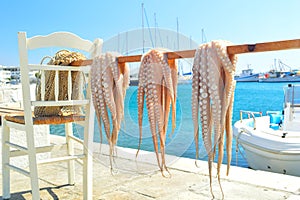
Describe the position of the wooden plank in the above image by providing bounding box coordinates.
[70,38,300,66]
[117,55,142,63]
[71,59,92,66]
[166,49,195,59]
[227,39,300,55]
[70,50,196,66]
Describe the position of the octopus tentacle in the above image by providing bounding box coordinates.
[168,59,178,136]
[162,63,174,177]
[214,41,237,178]
[98,56,111,140]
[102,56,116,121]
[192,50,200,163]
[91,57,104,145]
[99,63,115,171]
[111,61,128,148]
[193,41,237,198]
[151,58,164,136]
[137,49,177,176]
[122,63,130,98]
[207,44,226,189]
[112,78,123,147]
[225,81,235,175]
[161,55,176,136]
[199,44,215,197]
[148,54,164,170]
[91,52,130,173]
[208,50,223,162]
[136,58,147,157]
[162,82,171,142]
[146,76,162,170]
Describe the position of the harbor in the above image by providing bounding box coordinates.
[0,80,300,199]
[0,81,299,167]
[234,60,300,83]
[2,1,300,199]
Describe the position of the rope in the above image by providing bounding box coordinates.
[235,130,248,166]
[34,50,86,117]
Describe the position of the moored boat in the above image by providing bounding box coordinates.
[259,73,300,82]
[259,59,300,82]
[233,84,300,176]
[234,68,260,82]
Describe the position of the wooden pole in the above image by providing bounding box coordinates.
[227,39,300,55]
[70,38,300,66]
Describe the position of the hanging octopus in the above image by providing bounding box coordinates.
[90,52,130,172]
[192,41,237,198]
[136,49,178,177]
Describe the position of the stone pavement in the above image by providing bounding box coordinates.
[1,135,300,200]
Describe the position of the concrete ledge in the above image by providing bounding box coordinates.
[1,134,299,199]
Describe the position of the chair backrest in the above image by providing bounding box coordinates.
[18,32,103,126]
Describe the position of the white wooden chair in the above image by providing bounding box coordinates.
[2,32,102,199]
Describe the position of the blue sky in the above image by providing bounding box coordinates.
[1,0,300,73]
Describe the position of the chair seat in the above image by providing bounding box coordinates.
[5,114,85,125]
[0,106,24,125]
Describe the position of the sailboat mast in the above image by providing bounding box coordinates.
[154,13,157,47]
[176,17,183,75]
[142,3,145,53]
[177,17,179,50]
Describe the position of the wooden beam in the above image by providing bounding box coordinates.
[118,55,142,63]
[70,38,300,66]
[165,49,195,59]
[71,59,92,66]
[227,39,300,55]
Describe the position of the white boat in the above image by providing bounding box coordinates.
[234,68,260,82]
[177,74,192,84]
[233,84,300,176]
[259,59,300,82]
[259,75,300,82]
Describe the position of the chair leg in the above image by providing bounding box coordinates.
[2,120,11,199]
[83,149,93,200]
[83,105,95,200]
[66,123,75,185]
[26,126,40,200]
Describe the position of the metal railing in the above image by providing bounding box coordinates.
[239,110,263,130]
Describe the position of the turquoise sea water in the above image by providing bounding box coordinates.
[51,82,293,168]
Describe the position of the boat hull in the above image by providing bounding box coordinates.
[233,117,300,177]
[239,141,300,176]
[259,76,300,82]
[234,74,259,82]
